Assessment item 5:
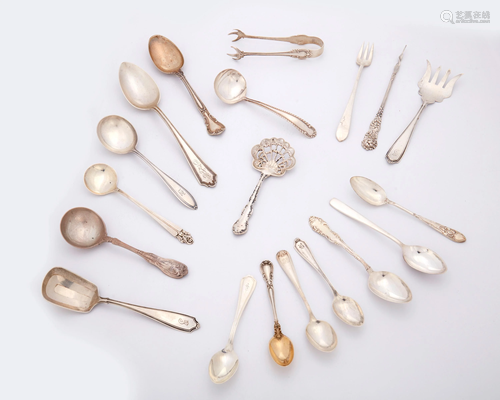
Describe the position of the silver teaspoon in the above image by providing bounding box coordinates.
[208,276,256,384]
[97,115,197,210]
[294,238,364,327]
[276,250,337,352]
[350,176,466,243]
[84,163,193,244]
[330,198,446,274]
[309,216,412,303]
[119,62,217,187]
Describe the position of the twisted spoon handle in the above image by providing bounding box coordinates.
[133,149,197,210]
[175,71,225,136]
[104,236,188,278]
[99,298,199,332]
[387,200,466,243]
[226,276,256,349]
[244,98,316,138]
[233,174,266,235]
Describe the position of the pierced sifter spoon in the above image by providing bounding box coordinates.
[294,238,364,327]
[84,163,193,244]
[97,115,197,210]
[309,216,412,303]
[330,198,447,274]
[350,176,466,243]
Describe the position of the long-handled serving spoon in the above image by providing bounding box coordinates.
[84,163,193,244]
[276,250,337,352]
[119,62,217,187]
[309,216,412,303]
[209,276,256,384]
[330,198,447,274]
[350,176,466,243]
[148,35,225,136]
[260,260,294,366]
[42,267,200,332]
[97,115,197,210]
[294,238,364,327]
[60,207,188,279]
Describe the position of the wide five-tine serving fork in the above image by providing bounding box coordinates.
[386,60,462,164]
[336,43,374,142]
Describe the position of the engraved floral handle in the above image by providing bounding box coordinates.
[225,276,256,350]
[117,189,194,244]
[244,98,316,138]
[336,65,364,142]
[175,71,225,136]
[386,102,427,164]
[387,200,466,243]
[361,107,384,150]
[99,298,200,332]
[233,174,266,235]
[133,149,197,210]
[153,106,217,187]
[104,236,188,278]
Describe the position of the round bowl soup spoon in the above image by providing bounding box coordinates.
[97,115,197,210]
[276,250,337,352]
[209,276,256,384]
[60,207,188,278]
[119,62,217,187]
[214,69,316,138]
[294,238,364,327]
[330,198,446,274]
[148,35,225,136]
[260,261,294,366]
[42,267,199,332]
[350,176,466,243]
[310,216,412,303]
[84,163,193,244]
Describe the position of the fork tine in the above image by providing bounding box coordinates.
[363,43,369,60]
[421,60,432,83]
[357,43,364,59]
[431,67,441,84]
[439,70,451,87]
[444,73,462,91]
[368,43,374,62]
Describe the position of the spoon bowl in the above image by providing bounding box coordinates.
[60,207,107,249]
[269,335,294,366]
[84,164,118,195]
[403,245,447,274]
[368,270,412,303]
[214,69,247,104]
[305,319,337,352]
[332,295,364,327]
[208,349,239,384]
[149,35,184,73]
[350,176,387,206]
[119,62,160,110]
[97,115,137,154]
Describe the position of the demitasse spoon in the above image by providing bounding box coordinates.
[97,115,197,210]
[330,198,447,274]
[119,62,217,187]
[260,260,294,366]
[350,176,466,243]
[209,276,256,384]
[294,238,364,327]
[276,250,337,352]
[214,69,316,138]
[309,216,412,303]
[42,267,199,332]
[60,207,188,278]
[148,35,225,136]
[84,163,193,244]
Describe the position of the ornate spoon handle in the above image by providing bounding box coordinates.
[117,189,193,244]
[225,276,256,350]
[99,297,199,332]
[153,106,217,187]
[244,97,316,138]
[387,200,466,243]
[133,149,197,210]
[336,65,364,142]
[104,236,188,278]
[233,174,266,235]
[260,261,280,322]
[175,71,225,136]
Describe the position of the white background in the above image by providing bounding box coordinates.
[2,1,499,399]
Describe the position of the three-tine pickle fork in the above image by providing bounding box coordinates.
[386,60,462,163]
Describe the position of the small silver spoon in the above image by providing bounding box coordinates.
[214,69,316,138]
[350,176,466,243]
[97,115,197,210]
[310,216,412,303]
[330,198,446,274]
[84,163,193,244]
[294,238,364,327]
